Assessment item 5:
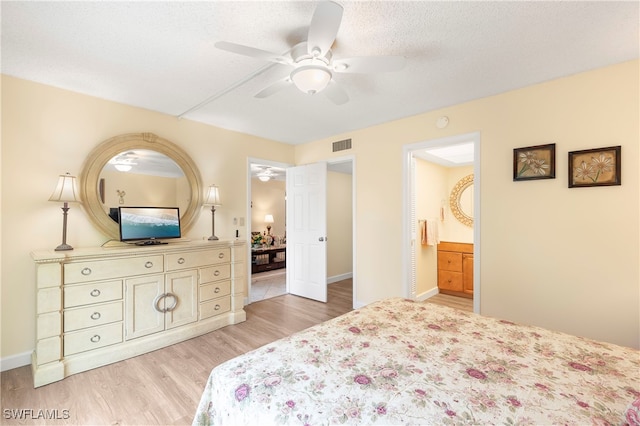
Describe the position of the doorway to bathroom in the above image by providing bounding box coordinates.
[402,132,481,313]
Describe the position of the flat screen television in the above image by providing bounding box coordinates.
[118,207,181,245]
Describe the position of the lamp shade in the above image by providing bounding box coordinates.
[203,184,221,206]
[264,214,274,224]
[49,173,79,203]
[290,65,331,94]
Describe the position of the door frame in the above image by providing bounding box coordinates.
[401,132,481,313]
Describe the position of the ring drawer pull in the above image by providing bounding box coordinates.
[214,287,220,293]
[145,261,154,268]
[214,304,221,311]
[90,312,101,320]
[218,253,225,259]
[90,289,101,297]
[165,293,178,312]
[153,294,166,313]
[90,335,101,343]
[177,257,185,264]
[81,267,92,276]
[214,270,220,276]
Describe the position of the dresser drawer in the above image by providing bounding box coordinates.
[438,270,463,291]
[64,256,164,284]
[200,264,231,284]
[438,251,462,272]
[199,296,231,320]
[166,248,230,271]
[64,280,123,308]
[64,301,123,332]
[200,281,231,302]
[64,323,123,356]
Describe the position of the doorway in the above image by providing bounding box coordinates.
[247,157,355,307]
[248,158,290,303]
[402,132,481,313]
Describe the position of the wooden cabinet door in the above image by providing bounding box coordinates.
[463,254,474,294]
[165,269,198,330]
[125,275,164,340]
[438,271,464,291]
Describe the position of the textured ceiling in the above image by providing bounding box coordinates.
[2,1,638,145]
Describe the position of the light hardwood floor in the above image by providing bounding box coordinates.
[1,282,470,425]
[0,280,353,426]
[425,293,473,312]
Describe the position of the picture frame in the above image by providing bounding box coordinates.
[513,143,556,181]
[568,146,621,188]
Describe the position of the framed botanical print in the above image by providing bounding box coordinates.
[568,146,621,188]
[513,143,556,181]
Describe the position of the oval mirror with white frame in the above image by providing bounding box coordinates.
[449,174,474,227]
[79,133,203,240]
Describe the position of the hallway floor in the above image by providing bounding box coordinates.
[250,269,286,303]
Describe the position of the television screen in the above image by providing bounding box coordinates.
[118,207,181,244]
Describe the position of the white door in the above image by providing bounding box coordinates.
[286,162,328,302]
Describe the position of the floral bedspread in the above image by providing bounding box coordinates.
[193,298,640,425]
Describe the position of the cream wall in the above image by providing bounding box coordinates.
[414,158,447,296]
[327,170,353,280]
[1,60,638,364]
[296,60,639,349]
[1,75,295,360]
[251,178,286,238]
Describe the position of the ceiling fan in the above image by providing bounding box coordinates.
[215,1,406,105]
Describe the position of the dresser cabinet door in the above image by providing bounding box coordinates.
[165,270,198,330]
[438,271,464,291]
[463,254,474,294]
[125,275,164,340]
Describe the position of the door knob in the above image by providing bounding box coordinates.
[318,237,324,242]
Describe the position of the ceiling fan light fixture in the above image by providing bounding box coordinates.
[291,65,331,95]
[258,174,271,182]
[114,164,132,172]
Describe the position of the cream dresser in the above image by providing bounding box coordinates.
[31,240,247,387]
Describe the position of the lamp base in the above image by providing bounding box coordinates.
[208,236,219,241]
[55,243,74,251]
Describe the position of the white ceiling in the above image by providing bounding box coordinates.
[2,1,638,145]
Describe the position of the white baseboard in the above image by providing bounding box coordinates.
[416,287,439,302]
[1,351,32,372]
[327,272,352,284]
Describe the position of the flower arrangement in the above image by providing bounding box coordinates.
[251,233,263,245]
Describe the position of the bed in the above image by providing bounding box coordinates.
[193,298,640,425]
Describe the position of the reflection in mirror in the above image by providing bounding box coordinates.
[450,174,474,227]
[459,184,474,218]
[79,133,203,240]
[99,150,189,222]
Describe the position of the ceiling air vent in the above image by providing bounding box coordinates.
[332,138,352,152]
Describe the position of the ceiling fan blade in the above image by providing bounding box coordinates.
[254,78,291,99]
[307,1,343,57]
[324,81,349,105]
[215,41,291,65]
[333,56,406,73]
